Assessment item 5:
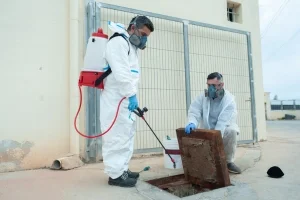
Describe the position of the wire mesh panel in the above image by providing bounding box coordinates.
[296,100,300,110]
[282,100,294,110]
[188,25,253,142]
[99,8,186,150]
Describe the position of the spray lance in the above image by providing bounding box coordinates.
[133,107,176,169]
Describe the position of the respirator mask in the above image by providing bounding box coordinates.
[129,17,148,50]
[205,85,224,99]
[129,31,147,50]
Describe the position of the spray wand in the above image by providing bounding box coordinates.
[133,107,176,169]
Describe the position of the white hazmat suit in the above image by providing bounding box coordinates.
[187,89,240,163]
[100,22,140,179]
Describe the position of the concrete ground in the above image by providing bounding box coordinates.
[0,120,299,200]
[231,120,300,200]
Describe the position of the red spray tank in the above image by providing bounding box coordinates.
[78,28,109,89]
[74,28,126,139]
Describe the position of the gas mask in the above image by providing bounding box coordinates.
[129,29,147,50]
[205,85,224,99]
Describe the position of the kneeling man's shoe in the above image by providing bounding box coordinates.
[227,162,242,174]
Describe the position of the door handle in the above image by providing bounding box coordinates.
[245,97,251,102]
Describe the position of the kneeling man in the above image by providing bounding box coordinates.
[185,72,241,174]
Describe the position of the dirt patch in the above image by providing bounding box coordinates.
[0,140,34,172]
[181,137,217,181]
[167,184,211,198]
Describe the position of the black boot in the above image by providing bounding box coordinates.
[227,162,242,174]
[127,169,139,179]
[108,171,137,187]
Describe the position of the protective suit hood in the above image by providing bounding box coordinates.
[108,21,129,37]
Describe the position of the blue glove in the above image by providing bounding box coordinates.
[185,123,196,134]
[128,95,138,111]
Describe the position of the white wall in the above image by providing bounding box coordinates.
[95,0,267,141]
[0,0,71,172]
[268,111,300,120]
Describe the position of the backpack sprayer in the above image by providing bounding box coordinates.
[74,28,176,168]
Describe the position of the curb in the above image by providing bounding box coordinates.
[235,144,262,172]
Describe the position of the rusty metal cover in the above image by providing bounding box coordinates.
[176,128,230,188]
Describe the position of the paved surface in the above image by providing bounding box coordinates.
[232,120,300,200]
[1,120,298,200]
[0,146,259,200]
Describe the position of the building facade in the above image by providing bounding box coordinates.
[0,0,266,172]
[264,93,300,120]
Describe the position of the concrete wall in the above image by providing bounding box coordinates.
[0,0,72,172]
[264,92,271,120]
[95,0,267,141]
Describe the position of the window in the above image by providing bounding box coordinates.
[282,105,294,110]
[227,1,242,23]
[271,105,282,110]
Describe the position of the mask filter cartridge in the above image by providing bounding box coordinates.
[129,34,147,49]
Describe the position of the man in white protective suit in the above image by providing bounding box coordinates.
[100,16,154,187]
[185,72,242,174]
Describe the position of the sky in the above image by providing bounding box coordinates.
[258,0,300,100]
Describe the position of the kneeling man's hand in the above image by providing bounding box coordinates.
[185,123,196,134]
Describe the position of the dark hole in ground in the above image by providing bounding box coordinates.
[146,174,229,198]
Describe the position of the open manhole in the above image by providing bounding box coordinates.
[146,128,232,198]
[146,174,220,198]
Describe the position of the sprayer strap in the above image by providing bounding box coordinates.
[94,68,112,87]
[109,32,130,55]
[94,33,130,87]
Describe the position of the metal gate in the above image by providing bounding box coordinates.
[83,1,257,161]
[187,24,256,143]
